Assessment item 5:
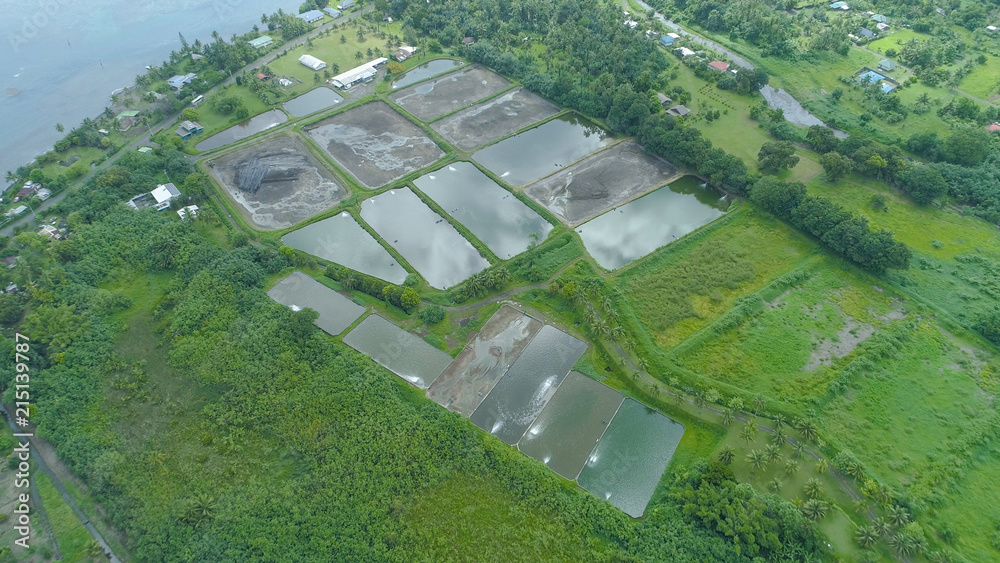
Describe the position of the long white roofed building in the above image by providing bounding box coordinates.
[299,54,327,71]
[329,58,387,88]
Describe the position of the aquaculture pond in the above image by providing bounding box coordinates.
[266,271,364,336]
[469,325,588,445]
[391,58,463,89]
[577,399,685,518]
[195,109,288,151]
[281,211,408,284]
[413,162,553,259]
[343,315,453,389]
[427,305,542,416]
[517,372,625,481]
[282,87,343,117]
[576,176,728,270]
[472,114,613,186]
[360,188,490,289]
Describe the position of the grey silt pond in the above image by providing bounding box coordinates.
[389,66,511,121]
[360,188,490,289]
[577,398,685,518]
[431,87,560,151]
[517,372,625,481]
[266,271,364,336]
[343,315,453,389]
[391,59,464,89]
[427,305,543,416]
[576,176,728,270]
[195,109,288,151]
[413,162,553,259]
[282,87,344,117]
[470,325,588,445]
[281,211,408,284]
[472,114,613,186]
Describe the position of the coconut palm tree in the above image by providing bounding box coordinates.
[795,417,817,442]
[84,539,105,560]
[772,413,787,428]
[718,446,735,466]
[887,504,910,528]
[783,458,799,476]
[804,477,822,499]
[792,441,805,458]
[746,450,767,475]
[768,477,783,493]
[722,409,734,426]
[183,492,217,527]
[770,424,786,446]
[872,517,893,538]
[740,424,756,444]
[888,533,914,556]
[751,393,765,414]
[855,525,878,548]
[764,443,780,463]
[610,325,624,339]
[801,498,828,521]
[816,458,828,474]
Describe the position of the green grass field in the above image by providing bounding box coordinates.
[959,55,1000,100]
[267,21,405,87]
[36,471,94,561]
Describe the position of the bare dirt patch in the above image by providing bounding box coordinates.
[806,317,876,371]
[207,133,347,229]
[389,66,511,121]
[430,87,559,150]
[305,101,444,188]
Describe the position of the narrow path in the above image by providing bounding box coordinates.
[0,404,121,563]
[440,256,584,312]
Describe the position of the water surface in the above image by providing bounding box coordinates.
[473,115,612,186]
[391,59,463,89]
[195,109,287,151]
[283,87,343,117]
[577,399,685,518]
[281,212,408,284]
[360,188,489,289]
[343,315,452,389]
[577,176,727,270]
[414,162,552,259]
[266,271,364,336]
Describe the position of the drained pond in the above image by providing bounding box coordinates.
[413,162,553,259]
[281,212,408,284]
[391,59,463,89]
[470,325,587,445]
[472,114,613,186]
[195,109,288,151]
[517,372,624,480]
[343,315,453,389]
[360,188,490,289]
[576,176,728,270]
[282,87,343,117]
[577,398,685,518]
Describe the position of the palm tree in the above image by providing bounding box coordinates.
[872,517,893,538]
[795,417,817,442]
[801,499,828,521]
[783,458,799,476]
[855,525,878,548]
[55,123,64,133]
[887,504,910,528]
[722,409,734,426]
[740,423,756,444]
[803,477,822,499]
[770,424,785,446]
[355,50,364,60]
[718,446,735,466]
[792,441,805,458]
[695,392,707,410]
[772,413,787,428]
[746,450,767,475]
[768,477,783,493]
[888,533,914,556]
[611,325,625,340]
[751,393,765,414]
[845,460,865,481]
[183,492,217,527]
[84,539,105,560]
[815,458,828,474]
[583,307,596,324]
[764,443,780,463]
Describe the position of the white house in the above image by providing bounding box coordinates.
[299,54,327,71]
[329,58,387,88]
[150,183,181,211]
[177,205,200,221]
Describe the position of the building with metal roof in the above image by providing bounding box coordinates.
[167,73,197,90]
[297,10,324,23]
[248,36,273,49]
[324,8,342,18]
[299,54,328,71]
[329,58,387,88]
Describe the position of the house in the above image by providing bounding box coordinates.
[657,93,673,107]
[175,120,204,139]
[988,25,999,32]
[115,110,140,132]
[16,183,38,199]
[8,206,27,216]
[167,73,197,90]
[278,78,294,87]
[645,30,659,38]
[37,188,51,201]
[324,8,342,18]
[871,14,889,24]
[248,36,273,49]
[880,83,896,93]
[708,61,729,72]
[150,183,181,211]
[299,54,327,71]
[462,36,475,45]
[37,225,59,239]
[829,1,849,10]
[659,35,676,47]
[394,45,418,61]
[859,28,875,38]
[624,19,638,29]
[297,10,324,23]
[876,22,890,31]
[674,47,696,57]
[988,123,1000,133]
[256,72,269,80]
[177,205,200,221]
[878,59,896,72]
[337,0,355,9]
[138,146,154,154]
[329,58,387,88]
[667,105,691,117]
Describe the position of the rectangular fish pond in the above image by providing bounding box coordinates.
[196,109,288,152]
[282,87,344,117]
[389,66,511,122]
[266,271,364,336]
[361,188,490,289]
[427,305,542,416]
[470,324,587,445]
[281,211,409,285]
[391,58,464,89]
[343,314,453,389]
[576,176,729,270]
[472,114,612,187]
[577,398,685,518]
[413,162,553,260]
[517,371,624,481]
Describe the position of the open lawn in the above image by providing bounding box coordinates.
[183,84,273,140]
[959,55,1000,100]
[36,471,94,562]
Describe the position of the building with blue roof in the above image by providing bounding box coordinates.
[297,9,324,23]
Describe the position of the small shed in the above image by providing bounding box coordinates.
[659,35,675,47]
[708,61,729,72]
[859,28,875,38]
[667,105,690,117]
[657,93,673,107]
[878,59,896,72]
